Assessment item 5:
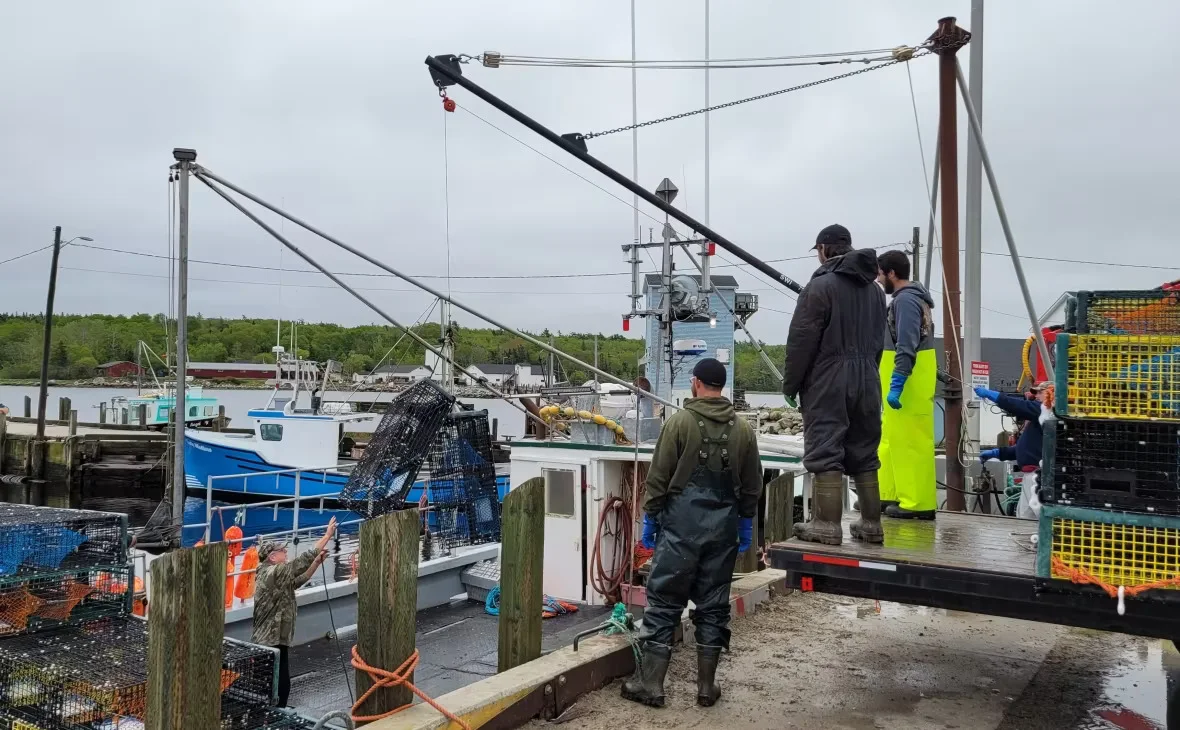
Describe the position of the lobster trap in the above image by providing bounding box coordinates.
[1053,333,1180,421]
[0,506,127,577]
[0,566,133,639]
[1036,504,1180,602]
[0,617,277,728]
[340,378,455,519]
[422,411,502,556]
[1067,289,1180,336]
[1041,417,1180,516]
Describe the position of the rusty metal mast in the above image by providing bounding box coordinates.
[931,17,972,510]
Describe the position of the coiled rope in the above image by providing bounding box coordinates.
[350,646,472,728]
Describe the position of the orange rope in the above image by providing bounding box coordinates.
[1050,555,1180,598]
[350,646,472,728]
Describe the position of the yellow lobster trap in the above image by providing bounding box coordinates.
[1054,333,1180,421]
[1038,504,1180,612]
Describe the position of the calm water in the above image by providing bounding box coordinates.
[0,384,529,438]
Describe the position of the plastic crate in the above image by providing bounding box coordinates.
[1041,417,1180,516]
[1036,504,1180,598]
[1067,289,1180,335]
[1054,333,1180,421]
[340,378,455,519]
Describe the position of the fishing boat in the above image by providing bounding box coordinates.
[183,346,510,504]
[108,385,222,428]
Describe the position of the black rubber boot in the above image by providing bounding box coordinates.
[792,472,844,545]
[621,642,671,708]
[696,645,723,707]
[884,504,936,520]
[881,500,899,511]
[848,472,884,544]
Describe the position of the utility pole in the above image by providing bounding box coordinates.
[700,0,712,292]
[593,335,599,385]
[35,226,63,448]
[172,148,195,531]
[931,18,972,510]
[911,226,920,280]
[963,0,985,480]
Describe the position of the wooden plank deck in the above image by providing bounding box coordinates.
[773,511,1039,577]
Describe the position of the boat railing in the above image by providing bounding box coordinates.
[184,462,362,546]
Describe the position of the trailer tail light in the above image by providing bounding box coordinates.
[800,576,814,592]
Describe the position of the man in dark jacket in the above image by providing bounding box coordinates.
[877,250,938,519]
[623,358,763,709]
[976,384,1050,468]
[782,224,887,545]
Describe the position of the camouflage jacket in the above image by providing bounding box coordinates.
[250,549,318,647]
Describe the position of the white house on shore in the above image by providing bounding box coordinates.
[353,363,433,385]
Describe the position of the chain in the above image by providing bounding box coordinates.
[584,49,931,139]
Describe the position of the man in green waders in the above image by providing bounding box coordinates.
[622,358,763,709]
[877,250,938,519]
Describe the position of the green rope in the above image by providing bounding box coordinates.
[601,602,642,666]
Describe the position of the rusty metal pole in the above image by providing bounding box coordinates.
[931,17,971,511]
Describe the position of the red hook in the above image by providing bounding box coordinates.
[442,95,456,113]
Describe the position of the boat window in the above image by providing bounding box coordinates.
[543,468,577,518]
[204,406,214,416]
[260,423,284,442]
[189,406,199,418]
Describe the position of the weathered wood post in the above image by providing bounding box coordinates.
[764,471,797,544]
[498,476,544,672]
[0,412,6,475]
[146,542,228,729]
[355,509,420,719]
[215,405,226,432]
[121,406,129,425]
[68,410,77,437]
[57,397,67,422]
[23,396,31,418]
[99,403,107,424]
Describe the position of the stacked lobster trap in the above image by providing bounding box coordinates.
[1036,287,1180,608]
[0,505,315,729]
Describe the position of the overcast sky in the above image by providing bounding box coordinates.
[2,1,1177,346]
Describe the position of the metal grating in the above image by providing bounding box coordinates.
[423,411,502,557]
[1068,289,1180,335]
[1055,333,1180,421]
[340,378,455,519]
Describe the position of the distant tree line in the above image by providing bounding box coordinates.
[0,313,787,390]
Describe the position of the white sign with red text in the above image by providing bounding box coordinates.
[970,361,990,400]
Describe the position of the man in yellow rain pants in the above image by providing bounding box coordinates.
[877,251,937,519]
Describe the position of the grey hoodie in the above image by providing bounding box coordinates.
[887,282,936,378]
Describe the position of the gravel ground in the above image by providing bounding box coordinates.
[529,592,1177,730]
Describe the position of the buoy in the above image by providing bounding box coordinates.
[605,419,618,431]
[562,407,576,417]
[577,410,593,420]
[592,414,607,425]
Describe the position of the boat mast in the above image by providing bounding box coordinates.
[170,148,194,532]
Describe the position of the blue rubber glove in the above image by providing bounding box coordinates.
[887,372,907,410]
[641,513,660,550]
[979,448,1000,463]
[737,517,753,554]
[974,387,1000,402]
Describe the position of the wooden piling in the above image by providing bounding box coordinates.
[138,404,148,427]
[498,476,544,673]
[99,403,107,424]
[355,509,420,718]
[764,471,796,544]
[0,412,6,476]
[68,410,77,437]
[146,542,228,730]
[22,396,30,418]
[57,397,66,422]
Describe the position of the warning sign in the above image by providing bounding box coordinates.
[969,361,990,399]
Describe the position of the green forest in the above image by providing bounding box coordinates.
[0,313,787,392]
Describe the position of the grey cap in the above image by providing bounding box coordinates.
[257,541,288,561]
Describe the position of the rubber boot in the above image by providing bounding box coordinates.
[696,645,723,707]
[848,472,884,544]
[792,471,844,545]
[885,504,936,520]
[621,642,671,708]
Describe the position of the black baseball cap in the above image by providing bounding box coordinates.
[812,223,852,250]
[692,358,727,388]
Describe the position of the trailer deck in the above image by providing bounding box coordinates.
[768,511,1180,641]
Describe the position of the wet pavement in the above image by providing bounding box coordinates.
[533,593,1179,730]
[289,598,612,719]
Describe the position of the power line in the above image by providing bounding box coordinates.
[0,243,55,267]
[981,250,1180,273]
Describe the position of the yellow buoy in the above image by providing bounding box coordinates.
[604,419,618,431]
[577,410,593,420]
[592,414,607,425]
[562,407,576,418]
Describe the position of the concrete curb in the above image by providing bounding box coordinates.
[371,568,788,730]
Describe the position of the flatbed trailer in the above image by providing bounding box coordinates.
[768,511,1180,644]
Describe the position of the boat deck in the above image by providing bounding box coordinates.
[768,511,1180,641]
[289,599,611,718]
